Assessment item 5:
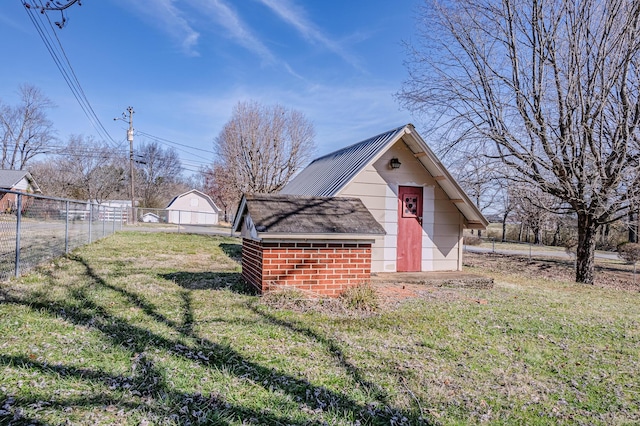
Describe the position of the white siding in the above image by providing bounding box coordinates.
[13,178,29,191]
[338,139,464,272]
[167,192,219,225]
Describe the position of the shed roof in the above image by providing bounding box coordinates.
[166,189,221,212]
[281,124,488,229]
[281,126,406,197]
[0,169,41,193]
[233,194,386,236]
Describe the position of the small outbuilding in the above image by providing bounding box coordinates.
[0,169,41,212]
[281,124,488,273]
[233,194,386,296]
[141,212,161,223]
[166,189,220,225]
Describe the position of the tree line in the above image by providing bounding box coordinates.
[1,87,315,217]
[1,84,192,208]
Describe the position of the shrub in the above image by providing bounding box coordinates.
[463,236,482,246]
[617,242,640,264]
[340,282,379,312]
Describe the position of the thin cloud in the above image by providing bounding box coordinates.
[189,0,304,78]
[193,0,276,65]
[256,0,363,70]
[124,0,200,56]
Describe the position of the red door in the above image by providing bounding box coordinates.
[397,186,423,272]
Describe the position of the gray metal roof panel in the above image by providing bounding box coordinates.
[282,125,406,196]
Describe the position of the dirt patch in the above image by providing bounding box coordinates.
[463,252,640,292]
[372,282,475,307]
[259,252,640,311]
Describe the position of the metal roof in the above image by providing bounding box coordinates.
[281,125,406,197]
[282,124,488,229]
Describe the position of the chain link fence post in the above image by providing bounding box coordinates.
[14,193,22,278]
[65,200,70,254]
[88,203,93,244]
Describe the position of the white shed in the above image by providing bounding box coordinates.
[165,189,220,225]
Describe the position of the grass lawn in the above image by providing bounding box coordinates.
[1,231,639,425]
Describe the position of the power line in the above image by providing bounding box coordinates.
[21,0,118,146]
[136,131,214,155]
[134,131,215,171]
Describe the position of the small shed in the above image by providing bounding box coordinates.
[0,169,41,212]
[232,193,386,296]
[141,212,160,223]
[281,124,488,273]
[166,189,220,225]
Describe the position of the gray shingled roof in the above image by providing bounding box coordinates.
[0,170,28,189]
[237,194,386,235]
[281,126,406,197]
[0,169,40,192]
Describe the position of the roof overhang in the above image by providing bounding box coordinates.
[250,234,380,243]
[232,195,248,233]
[400,125,489,229]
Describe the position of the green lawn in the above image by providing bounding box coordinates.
[0,231,638,425]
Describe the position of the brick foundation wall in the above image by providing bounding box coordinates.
[241,238,264,292]
[241,238,372,297]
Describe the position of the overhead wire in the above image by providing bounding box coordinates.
[20,1,212,175]
[135,130,214,171]
[136,131,214,155]
[21,0,119,147]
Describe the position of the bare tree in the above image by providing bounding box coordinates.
[511,186,560,245]
[398,0,640,284]
[452,155,503,237]
[0,85,57,170]
[214,101,316,196]
[201,164,240,222]
[135,141,184,208]
[31,135,126,202]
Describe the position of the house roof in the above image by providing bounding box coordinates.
[232,193,386,236]
[0,169,41,193]
[166,189,221,212]
[281,124,488,229]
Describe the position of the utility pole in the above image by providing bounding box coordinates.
[115,106,136,224]
[127,107,136,224]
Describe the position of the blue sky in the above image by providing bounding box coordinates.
[0,0,421,176]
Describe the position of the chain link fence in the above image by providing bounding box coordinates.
[0,189,126,281]
[136,207,226,231]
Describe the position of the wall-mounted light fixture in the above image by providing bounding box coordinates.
[389,157,402,169]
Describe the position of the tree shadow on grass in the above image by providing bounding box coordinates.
[220,242,242,262]
[160,271,257,294]
[248,303,393,406]
[1,254,430,425]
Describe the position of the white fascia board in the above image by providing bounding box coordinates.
[257,233,380,243]
[403,125,489,228]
